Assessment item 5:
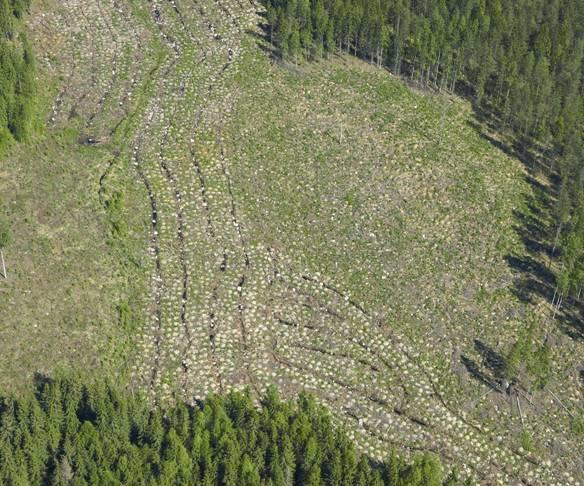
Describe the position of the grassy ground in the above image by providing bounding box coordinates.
[225,40,583,480]
[229,51,527,351]
[0,0,581,483]
[0,0,151,392]
[0,130,147,386]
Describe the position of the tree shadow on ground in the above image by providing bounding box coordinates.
[467,108,583,340]
[246,26,279,61]
[460,339,505,392]
[246,10,281,61]
[461,355,499,390]
[461,340,508,392]
[474,339,505,379]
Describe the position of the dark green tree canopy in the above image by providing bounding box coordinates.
[0,375,445,485]
[0,0,34,146]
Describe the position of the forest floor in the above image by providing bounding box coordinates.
[0,0,581,483]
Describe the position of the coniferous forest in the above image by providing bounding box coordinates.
[0,376,446,485]
[0,0,34,146]
[265,0,584,307]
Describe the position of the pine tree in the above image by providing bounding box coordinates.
[0,0,13,39]
[240,454,261,485]
[0,376,444,485]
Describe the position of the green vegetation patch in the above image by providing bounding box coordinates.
[0,0,35,148]
[0,0,156,393]
[228,40,527,354]
[0,375,444,485]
